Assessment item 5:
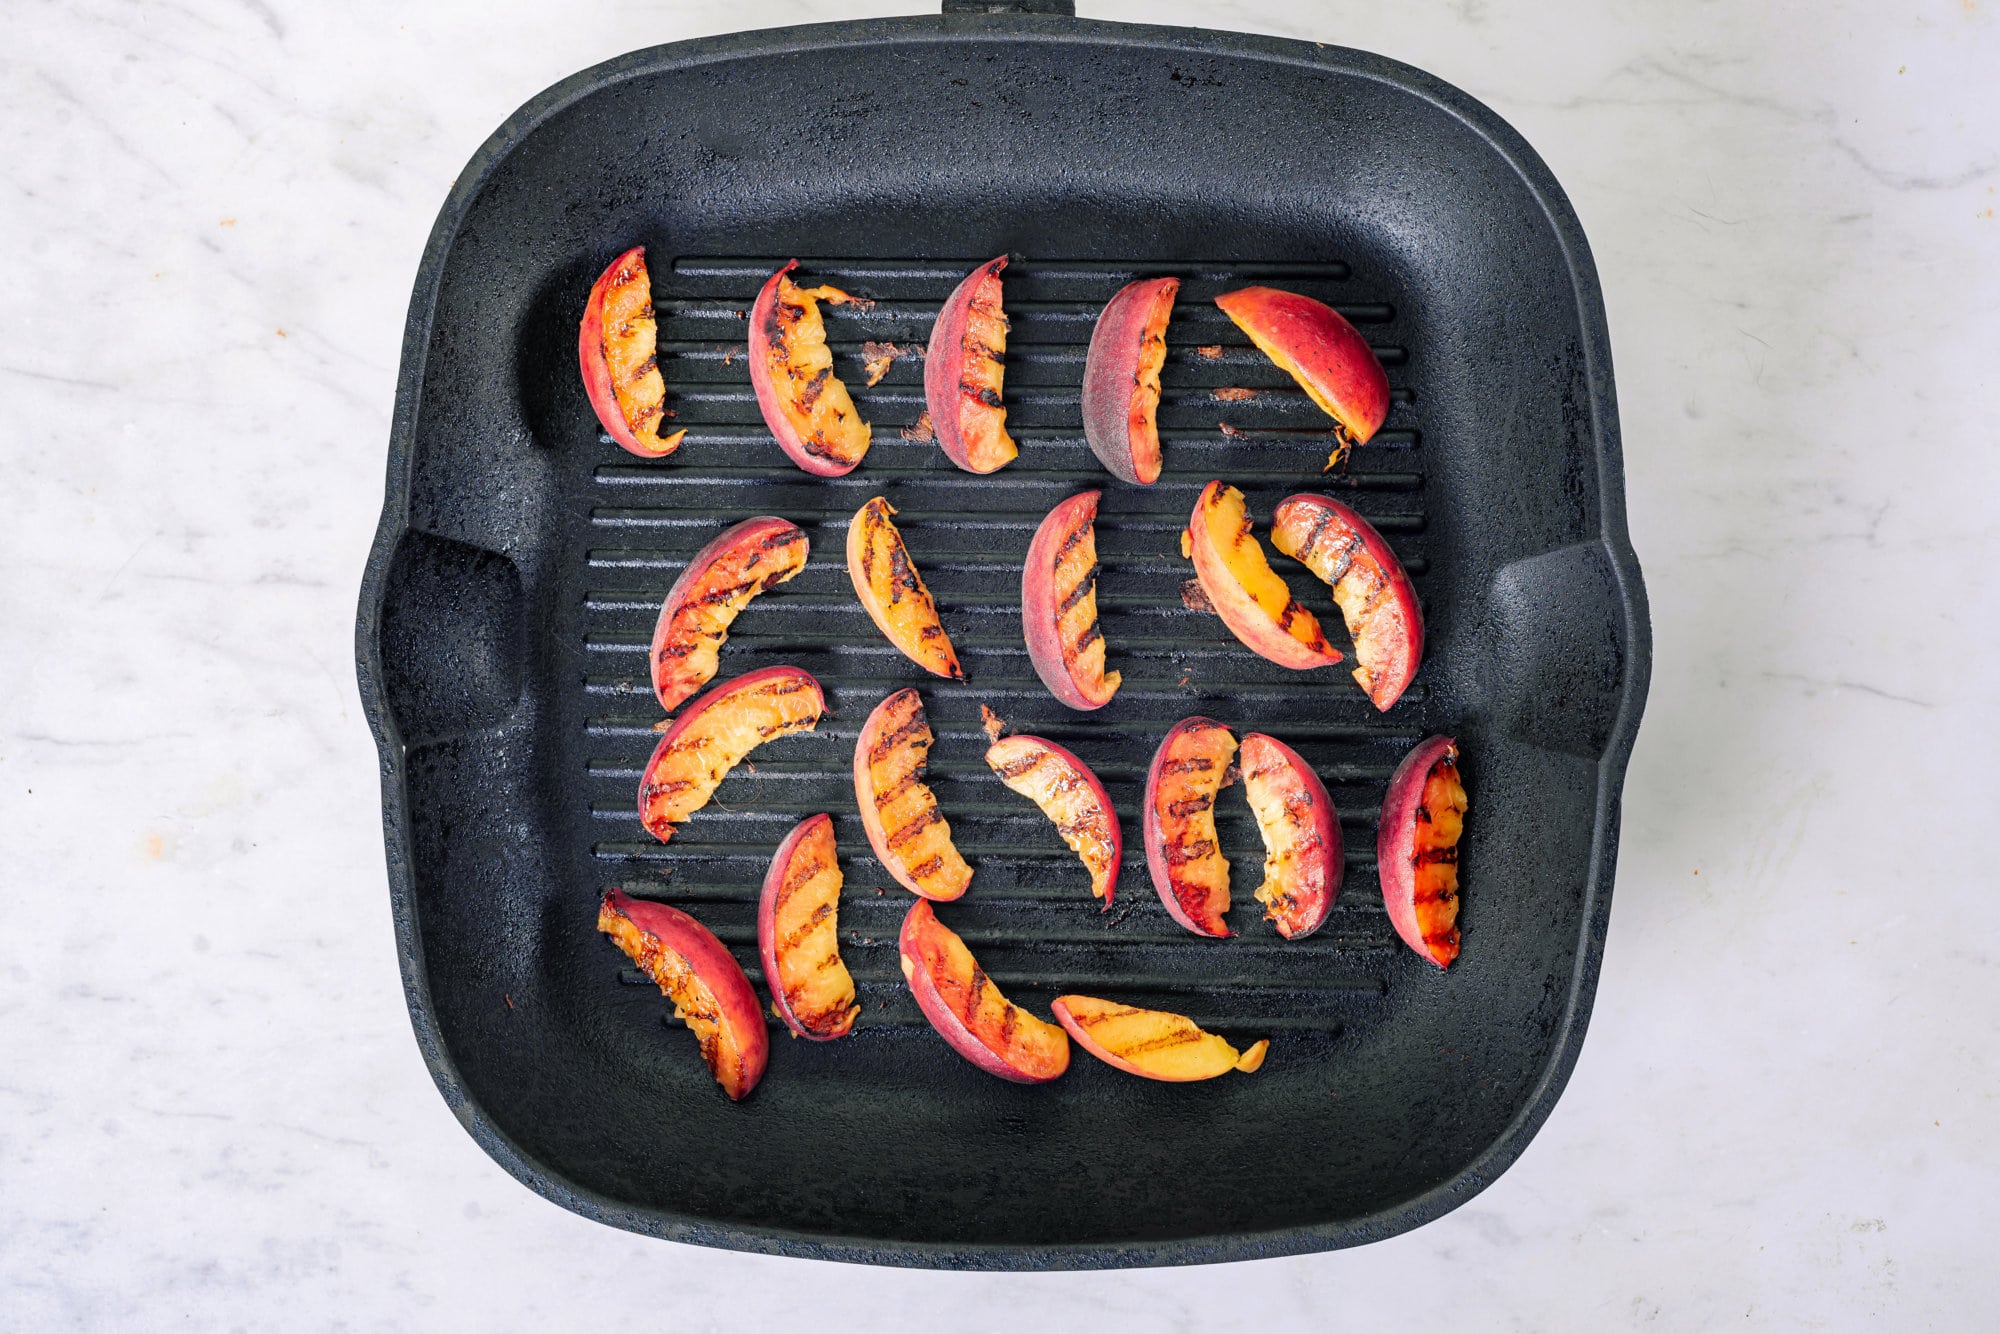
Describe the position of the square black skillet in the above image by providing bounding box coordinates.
[357,3,1650,1267]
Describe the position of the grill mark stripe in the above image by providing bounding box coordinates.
[1066,1005,1136,1029]
[1317,533,1362,585]
[886,806,943,849]
[690,579,757,610]
[778,899,836,954]
[802,430,855,462]
[1056,566,1098,618]
[797,365,831,410]
[993,752,1047,781]
[1295,508,1333,558]
[1115,1028,1204,1057]
[868,711,930,764]
[1052,521,1090,567]
[886,540,926,606]
[871,770,923,808]
[779,856,828,901]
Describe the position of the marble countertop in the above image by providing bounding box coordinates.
[4,1,1994,1328]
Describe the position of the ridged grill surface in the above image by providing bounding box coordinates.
[582,255,1431,1043]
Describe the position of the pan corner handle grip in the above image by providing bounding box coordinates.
[1479,540,1640,762]
[942,0,1077,15]
[367,528,527,747]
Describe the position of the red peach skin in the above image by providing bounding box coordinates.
[1184,480,1343,671]
[637,666,825,843]
[924,256,1018,474]
[985,733,1121,907]
[1215,286,1388,468]
[853,688,973,901]
[650,517,809,712]
[899,900,1069,1083]
[846,497,964,681]
[579,247,686,458]
[1238,733,1341,940]
[747,260,872,476]
[1377,735,1468,967]
[598,890,768,1100]
[1021,490,1121,710]
[1081,277,1178,485]
[1052,995,1267,1081]
[1143,716,1239,937]
[1270,493,1423,711]
[757,813,860,1041]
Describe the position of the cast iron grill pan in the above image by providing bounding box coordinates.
[358,12,1649,1268]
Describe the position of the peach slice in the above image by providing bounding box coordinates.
[1238,733,1341,940]
[1214,285,1389,469]
[1182,481,1342,671]
[1020,490,1120,710]
[757,813,860,1041]
[1051,996,1267,1081]
[650,517,809,713]
[579,246,686,458]
[598,890,768,1100]
[924,256,1018,474]
[984,732,1121,907]
[899,900,1069,1083]
[1270,493,1423,711]
[847,496,963,680]
[637,666,825,843]
[1378,735,1468,968]
[748,260,872,476]
[1143,716,1238,937]
[853,688,972,901]
[1081,276,1178,485]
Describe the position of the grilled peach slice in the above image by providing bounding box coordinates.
[1081,276,1178,485]
[579,247,685,458]
[1270,493,1423,711]
[1379,735,1468,968]
[1215,286,1388,469]
[1143,716,1238,937]
[757,814,860,1041]
[1021,490,1120,710]
[1239,733,1341,940]
[847,497,962,680]
[598,890,767,1100]
[854,688,971,901]
[924,256,1018,474]
[748,260,872,476]
[899,900,1069,1083]
[985,733,1120,907]
[1052,996,1267,1081]
[650,517,809,712]
[1181,481,1342,671]
[637,666,825,843]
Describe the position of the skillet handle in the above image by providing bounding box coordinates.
[942,0,1075,13]
[367,528,526,747]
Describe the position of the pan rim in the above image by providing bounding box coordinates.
[354,11,1651,1269]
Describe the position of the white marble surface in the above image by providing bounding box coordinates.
[3,0,1995,1327]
